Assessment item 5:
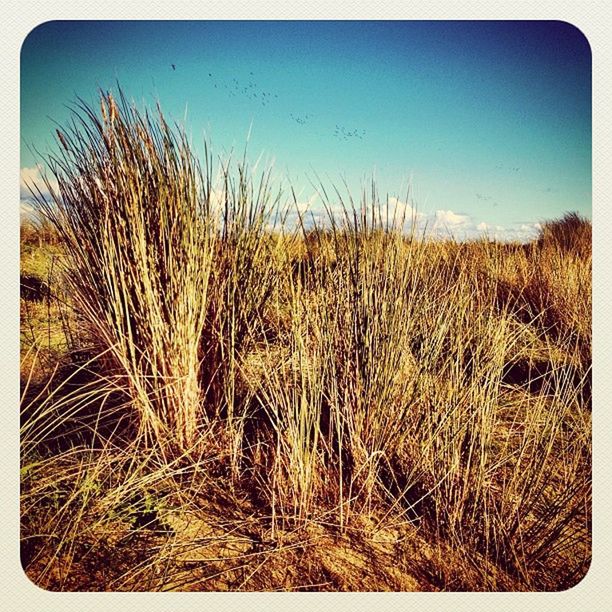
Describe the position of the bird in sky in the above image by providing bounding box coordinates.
[171,64,176,71]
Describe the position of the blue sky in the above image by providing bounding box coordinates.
[20,20,591,241]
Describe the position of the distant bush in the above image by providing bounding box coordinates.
[537,211,591,259]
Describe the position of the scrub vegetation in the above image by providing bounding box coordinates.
[20,90,591,591]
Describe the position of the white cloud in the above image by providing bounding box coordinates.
[434,209,470,227]
[411,210,543,244]
[443,220,542,243]
[498,222,541,242]
[276,192,325,231]
[294,192,320,215]
[520,222,541,233]
[20,165,59,201]
[277,198,542,245]
[375,196,423,231]
[387,196,423,220]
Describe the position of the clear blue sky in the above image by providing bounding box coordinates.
[20,20,591,240]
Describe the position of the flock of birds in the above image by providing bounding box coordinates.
[476,164,528,206]
[495,164,521,173]
[289,113,312,125]
[334,125,366,141]
[171,64,366,143]
[207,71,279,107]
[476,193,499,207]
[171,64,528,204]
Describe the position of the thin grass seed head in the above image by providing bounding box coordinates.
[56,130,70,153]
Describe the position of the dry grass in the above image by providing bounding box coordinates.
[20,89,591,591]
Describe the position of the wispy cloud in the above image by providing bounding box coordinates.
[276,194,542,243]
[433,209,470,227]
[20,164,59,202]
[423,211,541,242]
[20,165,60,223]
[386,196,424,224]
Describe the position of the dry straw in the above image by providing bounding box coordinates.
[21,88,591,591]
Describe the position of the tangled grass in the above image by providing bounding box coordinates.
[20,90,591,591]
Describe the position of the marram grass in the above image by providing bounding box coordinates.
[21,89,591,592]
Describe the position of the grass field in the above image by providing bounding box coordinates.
[20,91,591,591]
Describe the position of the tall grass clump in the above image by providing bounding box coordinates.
[534,212,591,358]
[538,211,591,260]
[411,237,591,589]
[246,198,591,589]
[29,90,218,456]
[200,155,283,475]
[255,191,429,528]
[488,213,591,398]
[313,195,422,520]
